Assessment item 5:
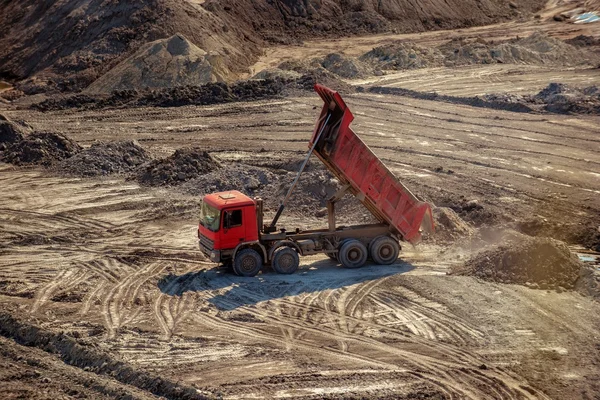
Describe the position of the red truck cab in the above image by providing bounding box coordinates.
[198,191,259,263]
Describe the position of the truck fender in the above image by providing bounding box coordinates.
[268,240,303,261]
[232,241,267,263]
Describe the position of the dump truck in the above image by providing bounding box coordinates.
[198,84,434,276]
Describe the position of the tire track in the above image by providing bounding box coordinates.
[102,262,167,339]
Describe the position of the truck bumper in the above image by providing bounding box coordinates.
[199,241,221,263]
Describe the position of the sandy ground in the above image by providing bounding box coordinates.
[1,60,600,398]
[1,3,600,397]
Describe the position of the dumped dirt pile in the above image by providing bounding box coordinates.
[0,119,28,147]
[86,34,230,94]
[137,148,221,186]
[183,164,275,197]
[432,207,475,242]
[1,132,81,166]
[318,53,372,79]
[533,83,600,114]
[484,83,600,115]
[57,141,151,177]
[441,32,597,67]
[361,33,598,73]
[360,41,445,70]
[452,231,583,290]
[0,0,261,93]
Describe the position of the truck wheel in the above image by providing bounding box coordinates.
[272,247,299,274]
[339,240,368,269]
[233,249,263,277]
[369,236,400,265]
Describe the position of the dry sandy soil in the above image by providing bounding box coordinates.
[1,3,600,400]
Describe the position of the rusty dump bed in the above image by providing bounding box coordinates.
[310,84,434,244]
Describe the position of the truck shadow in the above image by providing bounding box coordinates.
[158,258,415,311]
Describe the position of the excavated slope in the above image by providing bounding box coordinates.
[206,0,547,41]
[0,0,260,93]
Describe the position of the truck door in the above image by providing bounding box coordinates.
[222,208,246,249]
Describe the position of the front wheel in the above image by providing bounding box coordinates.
[233,248,263,277]
[272,247,299,274]
[369,236,400,265]
[338,240,368,269]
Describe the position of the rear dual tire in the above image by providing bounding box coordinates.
[272,247,300,275]
[369,236,400,265]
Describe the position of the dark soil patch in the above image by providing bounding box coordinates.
[56,140,151,177]
[1,132,81,166]
[136,148,221,186]
[0,280,35,299]
[32,78,295,111]
[451,231,583,290]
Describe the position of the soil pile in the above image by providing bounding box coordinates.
[1,132,81,166]
[33,78,292,111]
[0,119,28,148]
[137,148,221,186]
[533,83,600,114]
[318,53,372,79]
[440,32,597,67]
[362,33,598,73]
[360,41,445,70]
[452,231,583,290]
[183,164,275,197]
[432,207,475,242]
[57,141,151,177]
[0,0,261,93]
[483,83,600,115]
[86,34,230,94]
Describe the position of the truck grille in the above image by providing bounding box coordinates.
[199,234,214,253]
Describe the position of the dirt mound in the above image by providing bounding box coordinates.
[318,53,372,79]
[0,119,28,146]
[137,148,221,186]
[57,140,151,177]
[360,41,445,70]
[432,207,475,242]
[86,34,230,94]
[452,231,583,290]
[252,68,303,80]
[0,0,261,94]
[1,132,81,166]
[533,83,600,114]
[440,32,597,67]
[33,78,292,111]
[183,164,275,197]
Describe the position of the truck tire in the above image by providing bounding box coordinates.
[272,247,299,274]
[369,236,400,265]
[339,240,368,269]
[233,248,263,277]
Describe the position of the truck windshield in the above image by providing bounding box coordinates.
[200,201,221,232]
